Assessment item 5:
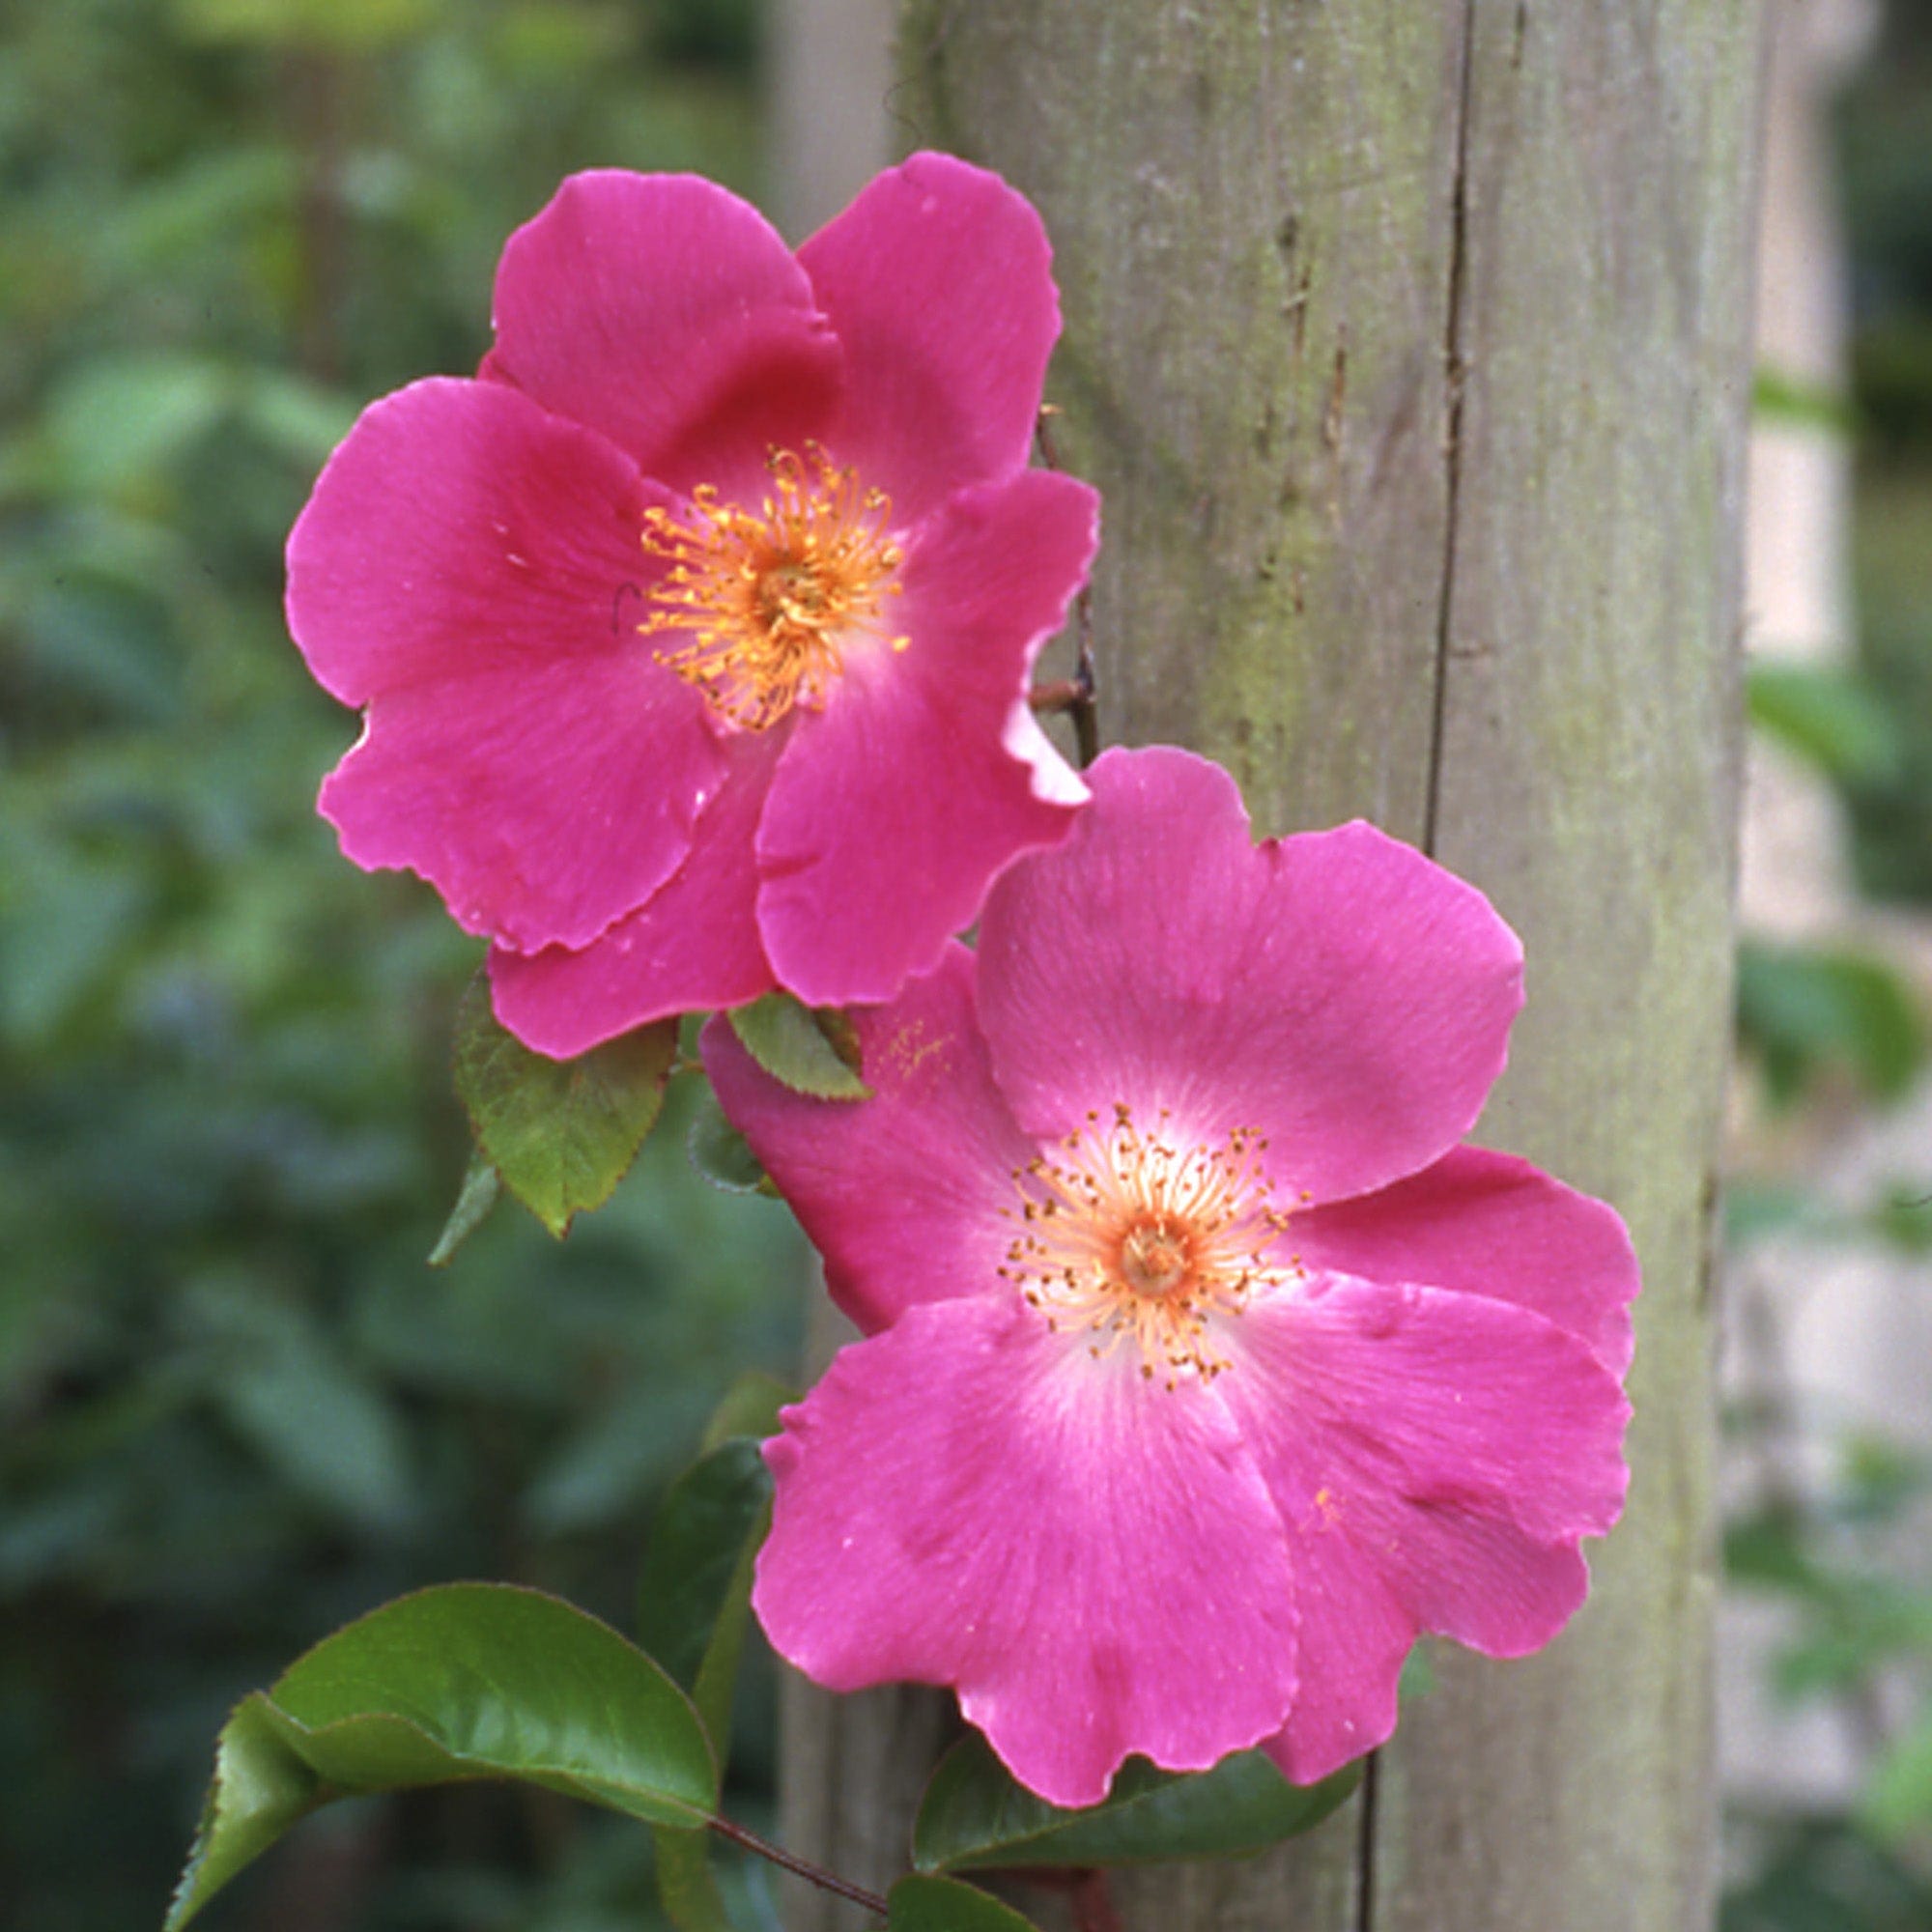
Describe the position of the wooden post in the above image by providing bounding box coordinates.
[781,4,1764,1925]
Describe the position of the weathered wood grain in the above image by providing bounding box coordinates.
[778,2,1763,1924]
[1374,8,1759,1929]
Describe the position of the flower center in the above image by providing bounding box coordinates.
[1001,1104,1297,1387]
[638,443,908,731]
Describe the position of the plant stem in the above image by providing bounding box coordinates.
[706,1813,890,1918]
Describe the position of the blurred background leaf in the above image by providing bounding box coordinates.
[0,3,796,1927]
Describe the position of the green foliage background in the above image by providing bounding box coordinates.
[1723,11,1932,1926]
[6,0,1932,1926]
[0,3,800,1927]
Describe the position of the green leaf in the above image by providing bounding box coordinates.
[1397,1643,1436,1702]
[193,1283,418,1534]
[453,973,678,1236]
[1752,365,1857,438]
[641,1384,788,1932]
[173,0,446,51]
[166,1584,718,1931]
[213,1326,417,1534]
[638,1438,773,1749]
[1736,940,1925,1107]
[911,1736,1360,1875]
[699,1370,792,1455]
[889,1875,1042,1931]
[1747,661,1901,786]
[655,1824,737,1932]
[728,991,870,1099]
[43,352,231,496]
[1864,1707,1932,1841]
[427,1152,501,1266]
[687,1085,771,1194]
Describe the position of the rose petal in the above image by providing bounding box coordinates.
[1217,1274,1630,1779]
[754,1295,1299,1807]
[1291,1146,1639,1374]
[1259,1517,1415,1785]
[977,747,1525,1205]
[799,152,1063,526]
[490,738,780,1056]
[702,945,1029,1333]
[290,377,655,702]
[292,380,721,950]
[487,170,842,498]
[754,469,1097,1009]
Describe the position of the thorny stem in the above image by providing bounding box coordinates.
[706,1812,890,1918]
[1034,407,1100,770]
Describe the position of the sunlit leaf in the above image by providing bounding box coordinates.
[912,1735,1359,1874]
[165,1584,718,1930]
[453,974,678,1236]
[728,992,869,1099]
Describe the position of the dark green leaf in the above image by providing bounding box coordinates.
[912,1736,1359,1875]
[642,1378,789,1932]
[166,1584,718,1930]
[889,1875,1041,1932]
[453,973,678,1236]
[639,1437,772,1747]
[427,1152,501,1266]
[728,992,870,1099]
[1724,1506,1831,1597]
[688,1085,771,1194]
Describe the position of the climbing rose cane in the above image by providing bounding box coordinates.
[705,746,1637,1808]
[286,154,1097,1055]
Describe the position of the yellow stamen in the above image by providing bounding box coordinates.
[999,1104,1298,1388]
[639,443,908,731]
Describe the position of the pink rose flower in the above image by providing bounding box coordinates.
[287,155,1098,1054]
[705,746,1637,1807]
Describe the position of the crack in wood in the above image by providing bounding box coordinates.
[1422,0,1481,867]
